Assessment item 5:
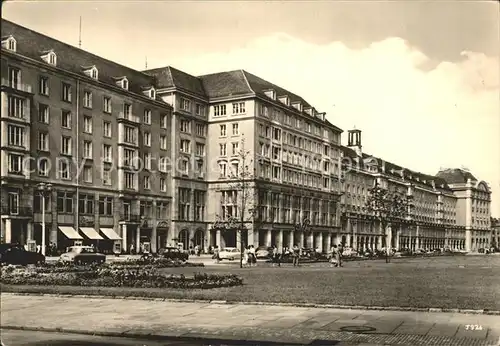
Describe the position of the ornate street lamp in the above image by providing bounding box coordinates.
[37,183,52,256]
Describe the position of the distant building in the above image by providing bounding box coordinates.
[491,218,500,249]
[0,18,494,253]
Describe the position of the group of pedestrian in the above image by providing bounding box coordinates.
[243,245,257,266]
[329,244,343,267]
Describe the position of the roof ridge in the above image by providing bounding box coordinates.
[240,69,255,94]
[2,18,153,80]
[166,66,176,88]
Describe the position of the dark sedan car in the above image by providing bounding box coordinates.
[0,243,45,265]
[159,247,189,261]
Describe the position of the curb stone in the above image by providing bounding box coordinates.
[2,292,499,315]
[0,325,495,346]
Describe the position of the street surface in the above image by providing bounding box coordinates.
[0,329,312,346]
[2,294,500,346]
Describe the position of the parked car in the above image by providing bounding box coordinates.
[59,246,106,264]
[342,247,358,258]
[0,243,45,265]
[255,246,273,259]
[159,247,189,261]
[218,247,241,261]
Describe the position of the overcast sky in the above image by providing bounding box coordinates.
[4,1,499,216]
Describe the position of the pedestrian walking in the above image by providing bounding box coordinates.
[330,245,338,267]
[249,245,257,266]
[214,246,221,263]
[292,244,300,267]
[272,245,281,267]
[337,244,343,267]
[242,247,249,267]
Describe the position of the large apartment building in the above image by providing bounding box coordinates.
[1,19,173,254]
[143,67,344,252]
[0,19,494,254]
[340,130,492,253]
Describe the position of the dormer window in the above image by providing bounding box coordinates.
[264,89,276,100]
[41,50,57,66]
[278,95,290,106]
[304,107,315,116]
[292,101,303,112]
[142,87,156,99]
[82,66,98,80]
[2,35,16,52]
[114,77,129,90]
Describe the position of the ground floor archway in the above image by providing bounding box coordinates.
[194,229,204,249]
[178,229,189,250]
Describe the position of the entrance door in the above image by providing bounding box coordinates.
[179,229,189,250]
[194,229,204,250]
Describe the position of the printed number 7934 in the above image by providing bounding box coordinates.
[465,325,483,331]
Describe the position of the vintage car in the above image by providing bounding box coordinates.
[0,243,45,265]
[159,247,189,261]
[218,247,242,261]
[59,246,106,264]
[255,246,273,259]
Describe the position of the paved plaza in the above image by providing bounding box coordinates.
[2,294,500,345]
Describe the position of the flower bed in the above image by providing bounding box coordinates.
[0,264,242,289]
[121,257,204,268]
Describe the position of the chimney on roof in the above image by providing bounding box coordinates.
[347,128,362,157]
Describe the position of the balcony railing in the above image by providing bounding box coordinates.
[1,78,33,93]
[119,213,142,222]
[1,205,33,216]
[118,111,140,123]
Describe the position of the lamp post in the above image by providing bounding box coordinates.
[37,183,52,256]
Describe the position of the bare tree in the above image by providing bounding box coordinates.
[365,180,409,263]
[213,138,260,268]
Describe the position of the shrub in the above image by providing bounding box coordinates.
[0,264,242,289]
[122,257,204,268]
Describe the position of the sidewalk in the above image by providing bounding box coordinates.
[2,294,499,345]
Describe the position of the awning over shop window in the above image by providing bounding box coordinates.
[100,228,122,240]
[80,227,104,240]
[58,226,83,240]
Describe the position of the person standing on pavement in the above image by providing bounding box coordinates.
[214,246,220,263]
[272,246,280,267]
[249,245,257,266]
[338,244,343,267]
[330,245,338,267]
[292,244,300,267]
[335,244,342,267]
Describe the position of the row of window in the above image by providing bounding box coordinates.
[258,103,341,143]
[179,98,205,116]
[213,102,246,117]
[4,190,168,218]
[179,120,207,136]
[258,124,339,157]
[177,188,206,221]
[218,123,240,136]
[221,190,337,225]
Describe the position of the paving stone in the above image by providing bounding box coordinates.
[392,321,435,335]
[426,323,460,337]
[357,320,404,334]
[259,316,313,328]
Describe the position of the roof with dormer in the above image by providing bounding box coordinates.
[342,146,451,190]
[436,168,478,184]
[144,66,206,97]
[144,66,342,132]
[1,19,164,100]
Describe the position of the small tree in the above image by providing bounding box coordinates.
[365,181,409,263]
[214,138,259,268]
